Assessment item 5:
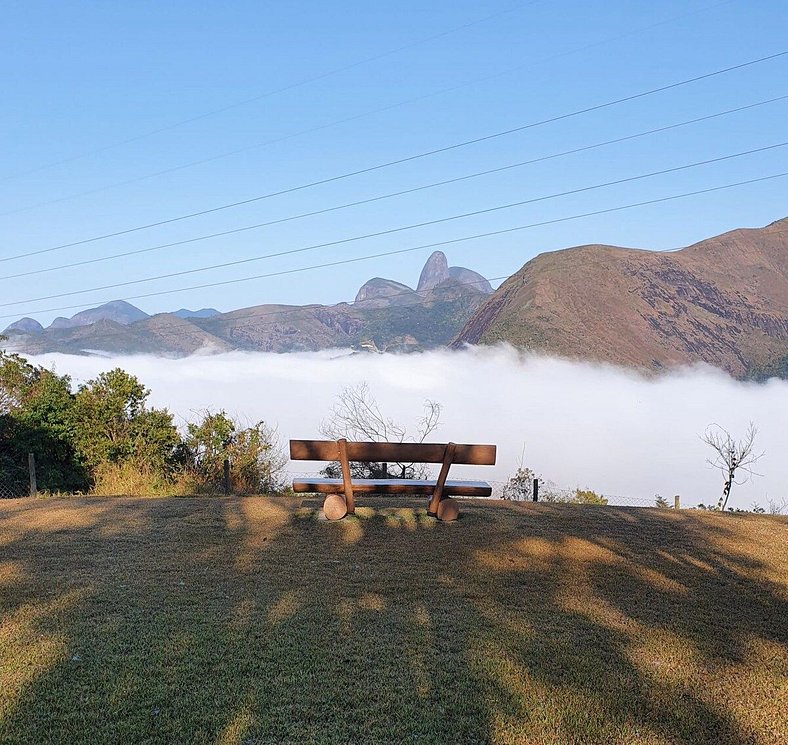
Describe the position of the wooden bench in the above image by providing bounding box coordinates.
[289,439,496,521]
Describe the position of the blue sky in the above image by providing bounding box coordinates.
[1,0,786,325]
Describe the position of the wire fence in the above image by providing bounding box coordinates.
[285,471,674,509]
[0,458,30,499]
[523,480,670,508]
[0,461,676,508]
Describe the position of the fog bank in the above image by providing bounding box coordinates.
[29,346,788,509]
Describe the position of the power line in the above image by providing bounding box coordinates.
[0,2,533,184]
[3,171,785,322]
[2,142,783,304]
[4,95,784,282]
[3,49,784,266]
[0,0,733,217]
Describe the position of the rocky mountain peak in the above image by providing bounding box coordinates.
[417,251,450,291]
[2,317,44,335]
[48,300,149,330]
[354,278,416,307]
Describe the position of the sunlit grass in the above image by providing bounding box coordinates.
[0,496,786,744]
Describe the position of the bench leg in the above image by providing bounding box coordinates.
[323,494,348,521]
[337,438,355,515]
[428,442,457,519]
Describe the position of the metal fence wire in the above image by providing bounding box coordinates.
[286,471,669,509]
[494,479,670,508]
[0,459,29,499]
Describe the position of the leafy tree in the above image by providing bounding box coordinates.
[184,410,234,489]
[0,350,38,415]
[502,445,536,501]
[230,421,286,493]
[71,368,180,474]
[0,351,86,491]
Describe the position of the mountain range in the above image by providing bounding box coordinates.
[4,221,788,380]
[3,303,222,335]
[2,252,491,357]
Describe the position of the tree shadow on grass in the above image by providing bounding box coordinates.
[0,497,786,744]
[465,504,787,744]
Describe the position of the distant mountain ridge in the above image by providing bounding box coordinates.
[173,308,221,319]
[3,252,490,357]
[48,300,149,330]
[453,218,788,378]
[3,303,221,336]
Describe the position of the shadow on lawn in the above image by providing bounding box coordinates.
[0,497,786,744]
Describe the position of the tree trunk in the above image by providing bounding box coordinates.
[719,468,735,511]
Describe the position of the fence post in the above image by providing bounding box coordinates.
[674,494,680,510]
[223,458,231,496]
[28,452,37,497]
[533,478,539,502]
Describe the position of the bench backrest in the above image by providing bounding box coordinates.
[289,440,496,465]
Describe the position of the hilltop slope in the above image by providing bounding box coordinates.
[1,497,786,743]
[454,218,788,377]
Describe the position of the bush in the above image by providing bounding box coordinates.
[502,466,535,501]
[92,461,176,497]
[571,488,608,505]
[185,411,286,494]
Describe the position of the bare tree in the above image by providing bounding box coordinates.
[700,422,764,511]
[768,497,788,516]
[320,382,441,479]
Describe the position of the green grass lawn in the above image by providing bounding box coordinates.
[1,497,786,744]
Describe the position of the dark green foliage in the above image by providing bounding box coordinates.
[0,351,87,492]
[348,295,484,351]
[70,368,180,473]
[1,352,192,494]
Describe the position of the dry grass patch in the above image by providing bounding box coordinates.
[0,497,786,744]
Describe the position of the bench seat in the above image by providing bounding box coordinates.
[292,477,492,498]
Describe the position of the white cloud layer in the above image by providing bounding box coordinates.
[29,346,788,510]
